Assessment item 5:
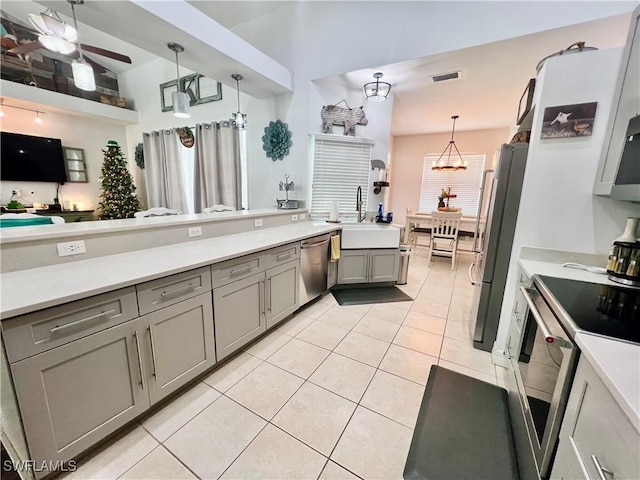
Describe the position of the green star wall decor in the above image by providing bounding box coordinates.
[262,120,292,161]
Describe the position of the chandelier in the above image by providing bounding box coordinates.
[363,72,391,103]
[432,115,468,171]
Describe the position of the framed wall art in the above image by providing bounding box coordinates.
[160,73,222,112]
[517,79,535,125]
[540,102,598,139]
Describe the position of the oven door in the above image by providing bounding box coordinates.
[511,285,579,478]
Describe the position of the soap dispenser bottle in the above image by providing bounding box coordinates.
[377,203,383,221]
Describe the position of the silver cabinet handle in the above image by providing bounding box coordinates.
[519,285,572,348]
[50,309,116,333]
[277,252,292,260]
[160,282,198,297]
[468,263,481,286]
[260,279,266,319]
[230,265,258,276]
[267,277,272,312]
[133,331,145,390]
[591,455,614,480]
[147,326,158,380]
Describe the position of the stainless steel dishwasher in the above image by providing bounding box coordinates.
[299,234,331,305]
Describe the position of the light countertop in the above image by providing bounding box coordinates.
[517,248,639,427]
[0,223,339,319]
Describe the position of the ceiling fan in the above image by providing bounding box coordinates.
[7,0,132,66]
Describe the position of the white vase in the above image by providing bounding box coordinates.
[615,217,640,243]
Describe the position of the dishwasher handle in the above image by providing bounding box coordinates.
[301,239,330,248]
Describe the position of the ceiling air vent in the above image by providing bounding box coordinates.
[430,71,462,83]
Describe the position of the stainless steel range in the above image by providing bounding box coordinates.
[507,274,640,479]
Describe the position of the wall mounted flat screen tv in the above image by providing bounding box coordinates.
[1,132,67,183]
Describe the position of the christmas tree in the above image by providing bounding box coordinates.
[98,140,141,219]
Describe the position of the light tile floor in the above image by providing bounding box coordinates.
[61,248,500,480]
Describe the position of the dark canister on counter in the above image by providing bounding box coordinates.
[607,241,640,287]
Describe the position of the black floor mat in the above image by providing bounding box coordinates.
[331,286,413,306]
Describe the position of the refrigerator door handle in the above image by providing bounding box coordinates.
[468,262,481,286]
[473,169,494,253]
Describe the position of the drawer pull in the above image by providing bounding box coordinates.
[230,265,258,276]
[133,331,145,390]
[160,282,198,297]
[148,326,158,380]
[267,277,272,312]
[591,455,614,480]
[50,309,116,334]
[277,252,293,260]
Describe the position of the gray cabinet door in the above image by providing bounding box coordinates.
[266,260,300,329]
[369,249,400,282]
[213,272,266,360]
[10,318,149,468]
[143,293,216,405]
[337,250,369,284]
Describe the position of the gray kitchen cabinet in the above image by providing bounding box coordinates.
[550,357,640,480]
[213,272,266,360]
[10,318,149,473]
[337,249,399,284]
[265,259,300,329]
[327,259,338,289]
[142,293,216,404]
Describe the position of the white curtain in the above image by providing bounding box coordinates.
[142,129,189,213]
[194,121,242,212]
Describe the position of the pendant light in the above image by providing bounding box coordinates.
[231,74,246,129]
[69,0,95,91]
[168,42,190,118]
[363,72,391,102]
[432,115,468,171]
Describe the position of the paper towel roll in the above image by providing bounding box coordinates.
[329,200,339,221]
[378,168,386,182]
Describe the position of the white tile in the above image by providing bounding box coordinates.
[142,382,220,442]
[360,370,425,428]
[334,331,390,367]
[267,337,331,378]
[296,320,349,350]
[333,303,372,314]
[379,344,438,385]
[444,319,473,342]
[402,310,446,335]
[299,300,333,319]
[220,424,326,480]
[438,360,497,385]
[447,305,471,323]
[119,446,196,480]
[318,307,365,329]
[367,304,410,324]
[439,337,496,376]
[164,396,266,480]
[63,426,158,480]
[309,353,376,403]
[393,325,442,357]
[352,314,401,342]
[319,293,339,305]
[202,352,262,392]
[273,382,357,455]
[245,331,291,360]
[331,407,412,480]
[410,300,449,318]
[277,314,316,336]
[319,461,361,480]
[226,362,304,419]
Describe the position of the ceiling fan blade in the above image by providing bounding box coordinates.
[8,40,44,55]
[80,44,131,64]
[81,55,108,75]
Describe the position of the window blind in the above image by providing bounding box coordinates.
[311,134,373,219]
[418,154,486,216]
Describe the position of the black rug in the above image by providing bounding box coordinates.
[331,286,413,306]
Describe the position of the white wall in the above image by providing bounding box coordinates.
[0,108,128,211]
[494,47,640,355]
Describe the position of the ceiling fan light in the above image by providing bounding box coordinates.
[63,24,78,43]
[41,9,66,38]
[28,14,49,35]
[72,59,96,91]
[38,35,75,54]
[172,91,190,118]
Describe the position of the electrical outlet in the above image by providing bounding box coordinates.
[291,214,298,222]
[188,226,202,237]
[300,213,306,220]
[57,240,86,257]
[254,218,263,227]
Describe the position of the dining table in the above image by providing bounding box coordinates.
[403,212,486,252]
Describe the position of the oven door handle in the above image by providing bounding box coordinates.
[519,285,572,348]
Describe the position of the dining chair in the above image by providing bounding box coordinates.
[428,210,463,270]
[406,208,431,249]
[134,207,183,218]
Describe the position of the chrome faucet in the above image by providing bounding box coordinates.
[356,186,366,223]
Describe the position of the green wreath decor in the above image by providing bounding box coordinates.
[262,120,292,161]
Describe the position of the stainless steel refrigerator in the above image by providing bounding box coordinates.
[470,143,529,352]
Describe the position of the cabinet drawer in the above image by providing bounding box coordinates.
[211,254,262,288]
[136,266,211,315]
[264,242,300,268]
[3,287,139,363]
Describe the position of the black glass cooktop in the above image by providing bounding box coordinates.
[537,275,640,344]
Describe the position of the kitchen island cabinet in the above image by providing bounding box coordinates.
[337,248,399,284]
